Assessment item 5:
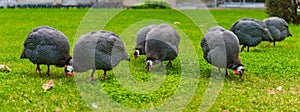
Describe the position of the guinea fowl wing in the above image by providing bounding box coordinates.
[21,26,70,66]
[231,21,265,46]
[146,26,179,61]
[202,29,226,68]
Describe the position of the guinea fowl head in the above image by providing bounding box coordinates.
[134,48,140,59]
[64,58,74,76]
[145,57,155,72]
[233,65,245,78]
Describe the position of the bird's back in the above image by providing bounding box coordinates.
[230,20,266,46]
[201,26,241,69]
[201,26,227,68]
[239,18,273,41]
[263,17,292,41]
[73,30,129,72]
[146,24,180,61]
[21,26,70,67]
[135,24,157,55]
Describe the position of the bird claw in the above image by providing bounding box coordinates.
[36,69,41,74]
[166,61,172,67]
[89,76,94,82]
[45,73,50,77]
[166,63,172,67]
[225,71,231,77]
[102,76,107,80]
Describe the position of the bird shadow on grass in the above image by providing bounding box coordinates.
[19,68,70,80]
[200,68,245,83]
[240,48,263,53]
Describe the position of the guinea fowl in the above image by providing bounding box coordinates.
[144,23,180,72]
[263,17,292,46]
[134,24,157,59]
[230,18,273,52]
[20,26,73,76]
[73,30,130,81]
[201,26,245,77]
[240,18,274,41]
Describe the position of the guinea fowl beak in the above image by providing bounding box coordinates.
[145,60,154,72]
[134,55,138,60]
[64,65,74,76]
[233,66,245,78]
[66,71,74,76]
[145,66,155,72]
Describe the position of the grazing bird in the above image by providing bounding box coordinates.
[201,26,245,77]
[144,23,180,72]
[73,30,130,81]
[263,17,292,46]
[230,18,273,52]
[134,24,157,59]
[20,26,73,76]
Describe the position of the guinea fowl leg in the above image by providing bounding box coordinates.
[241,45,246,52]
[166,60,172,67]
[225,69,231,77]
[89,69,96,82]
[273,41,276,46]
[103,70,107,80]
[46,65,50,76]
[247,46,250,52]
[36,64,41,74]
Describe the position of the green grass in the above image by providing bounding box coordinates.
[0,8,299,111]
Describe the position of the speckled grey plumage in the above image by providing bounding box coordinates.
[201,26,242,69]
[145,23,180,63]
[72,30,130,80]
[230,18,272,51]
[234,18,274,41]
[20,26,71,75]
[263,17,292,44]
[135,24,158,55]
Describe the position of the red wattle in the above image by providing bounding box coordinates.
[233,70,239,75]
[69,72,74,76]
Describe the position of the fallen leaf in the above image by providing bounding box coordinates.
[277,86,282,91]
[42,80,54,91]
[173,21,180,25]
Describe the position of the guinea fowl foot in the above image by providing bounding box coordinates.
[225,69,231,77]
[88,76,94,82]
[225,72,231,77]
[36,68,41,74]
[102,71,107,80]
[102,76,107,80]
[166,60,172,67]
[240,45,246,52]
[36,64,41,74]
[46,65,50,76]
[88,69,96,82]
[45,73,51,77]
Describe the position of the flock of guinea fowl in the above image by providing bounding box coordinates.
[20,16,292,80]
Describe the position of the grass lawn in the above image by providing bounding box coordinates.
[0,8,299,111]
